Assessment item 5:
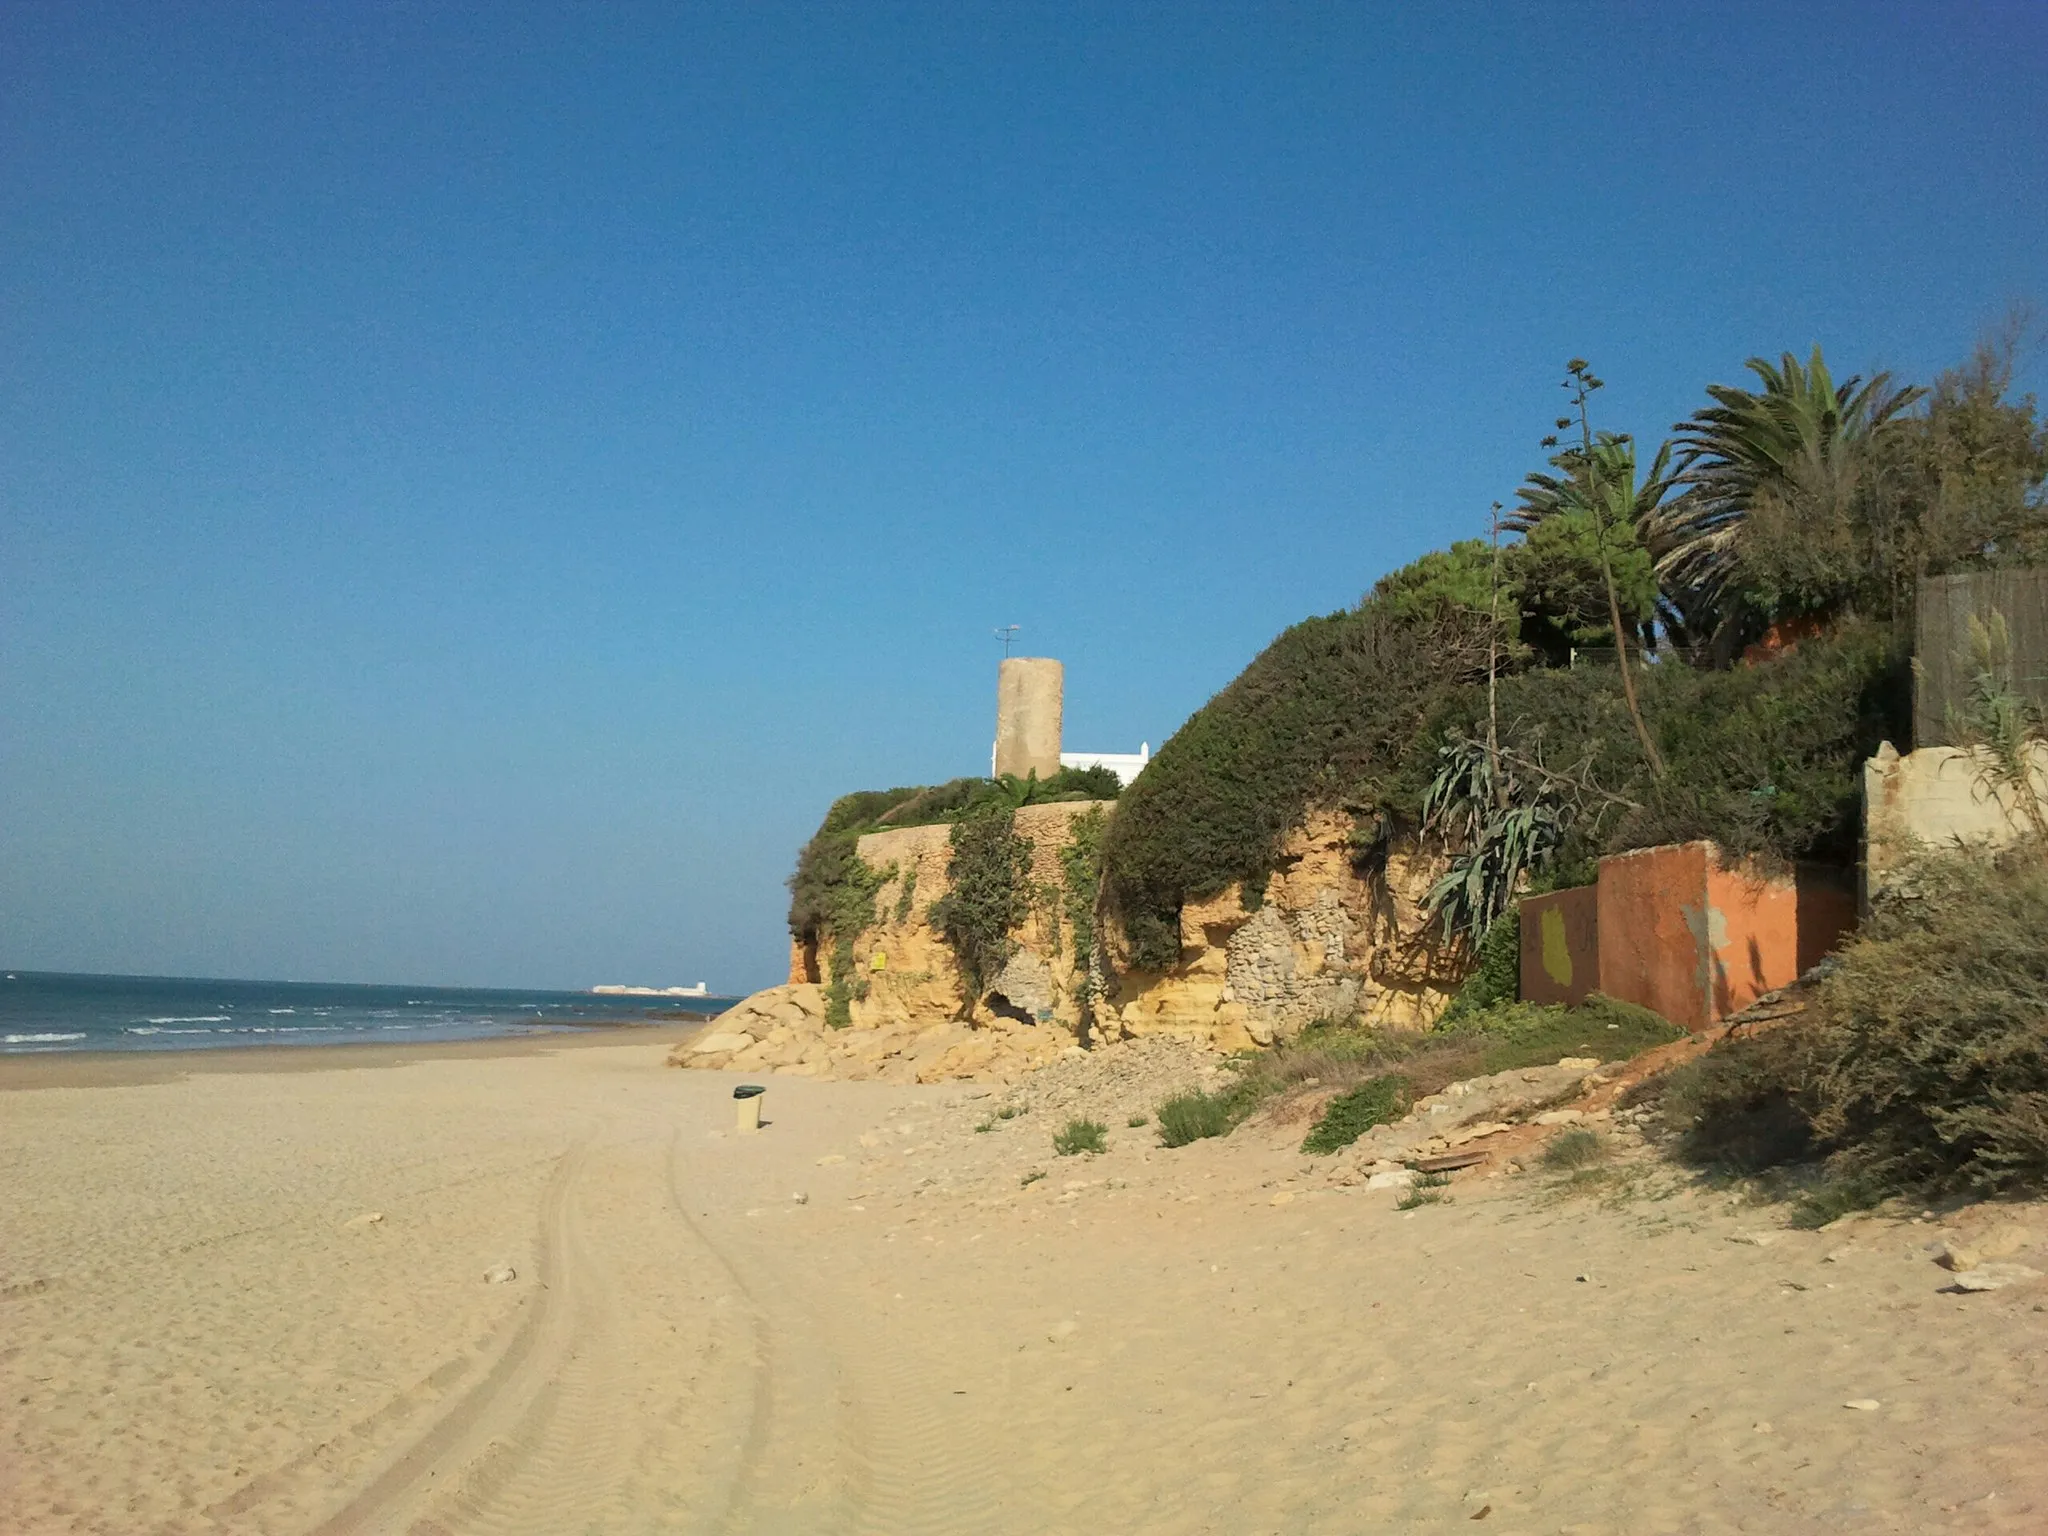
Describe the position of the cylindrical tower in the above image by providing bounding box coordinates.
[993,657,1064,780]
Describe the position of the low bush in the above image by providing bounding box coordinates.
[1657,844,2048,1199]
[1155,1092,1233,1147]
[1441,915,1519,1021]
[1435,994,1684,1074]
[1539,1126,1608,1172]
[1300,1075,1410,1154]
[1787,1176,1881,1229]
[1656,1027,1817,1173]
[1808,845,2048,1194]
[1053,1118,1108,1156]
[1160,996,1683,1152]
[1397,1171,1453,1209]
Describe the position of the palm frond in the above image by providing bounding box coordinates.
[1654,347,1924,628]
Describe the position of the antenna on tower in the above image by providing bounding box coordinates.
[994,624,1021,658]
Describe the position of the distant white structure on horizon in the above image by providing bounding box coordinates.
[591,983,710,998]
[1059,743,1150,787]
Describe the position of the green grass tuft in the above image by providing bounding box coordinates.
[1053,1118,1108,1156]
[1300,1076,1411,1154]
[1397,1171,1453,1209]
[1155,1092,1233,1147]
[1538,1127,1608,1172]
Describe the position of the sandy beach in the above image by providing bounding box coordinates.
[4,1034,2045,1535]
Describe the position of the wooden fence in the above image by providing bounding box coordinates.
[1913,569,2048,747]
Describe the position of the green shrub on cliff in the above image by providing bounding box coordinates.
[787,785,927,944]
[1100,595,1904,972]
[787,767,1119,947]
[1300,1075,1411,1154]
[927,805,1036,1017]
[1480,617,1907,872]
[1101,593,1492,970]
[1441,916,1520,1021]
[1058,806,1107,1009]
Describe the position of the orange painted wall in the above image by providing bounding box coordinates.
[1595,843,1714,1028]
[1519,884,1599,1007]
[1581,842,1855,1031]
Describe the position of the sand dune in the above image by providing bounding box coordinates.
[3,1035,2044,1533]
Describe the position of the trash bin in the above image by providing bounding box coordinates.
[733,1083,766,1134]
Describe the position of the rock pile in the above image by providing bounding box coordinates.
[1321,1059,1615,1180]
[976,1034,1231,1128]
[669,983,1079,1084]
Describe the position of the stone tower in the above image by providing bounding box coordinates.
[994,657,1063,780]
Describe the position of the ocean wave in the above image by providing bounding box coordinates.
[4,1032,88,1044]
[145,1015,231,1024]
[268,1008,296,1015]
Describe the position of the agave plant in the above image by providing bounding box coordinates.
[1647,347,1922,632]
[1420,737,1568,944]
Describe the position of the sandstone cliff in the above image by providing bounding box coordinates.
[834,799,1105,1031]
[674,804,1464,1082]
[1095,810,1461,1052]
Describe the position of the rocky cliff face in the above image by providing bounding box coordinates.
[1096,811,1460,1053]
[678,805,1462,1083]
[678,800,1106,1083]
[841,798,1104,1031]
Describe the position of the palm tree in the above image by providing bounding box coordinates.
[1511,429,1682,650]
[1509,429,1679,537]
[1647,347,1921,639]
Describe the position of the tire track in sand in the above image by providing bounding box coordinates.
[307,1130,589,1536]
[309,1133,600,1536]
[664,1134,1007,1535]
[314,1123,743,1536]
[663,1134,863,1534]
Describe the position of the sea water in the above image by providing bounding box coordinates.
[0,971,734,1055]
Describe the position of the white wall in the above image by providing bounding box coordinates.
[1059,743,1150,787]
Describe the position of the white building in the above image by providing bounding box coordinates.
[1059,743,1150,787]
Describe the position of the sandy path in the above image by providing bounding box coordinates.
[4,1038,2046,1533]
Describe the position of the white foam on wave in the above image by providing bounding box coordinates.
[145,1015,231,1024]
[5,1032,88,1044]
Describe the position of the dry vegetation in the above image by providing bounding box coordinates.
[1153,995,1682,1154]
[1649,842,2048,1211]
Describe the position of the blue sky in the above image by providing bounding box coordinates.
[3,2,2043,992]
